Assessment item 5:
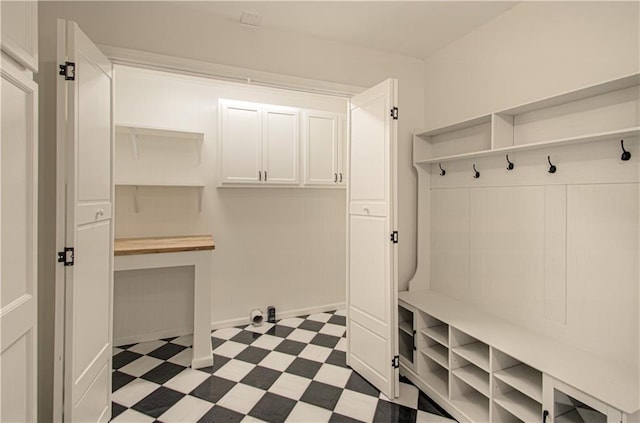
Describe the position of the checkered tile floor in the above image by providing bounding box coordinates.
[111,310,456,422]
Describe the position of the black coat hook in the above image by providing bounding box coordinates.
[547,156,557,174]
[506,154,514,170]
[473,164,480,179]
[439,163,446,176]
[621,139,631,161]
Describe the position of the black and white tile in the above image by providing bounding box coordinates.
[110,310,456,422]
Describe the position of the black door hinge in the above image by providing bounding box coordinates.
[59,62,76,81]
[392,355,399,369]
[390,107,398,120]
[57,247,74,266]
[390,231,398,244]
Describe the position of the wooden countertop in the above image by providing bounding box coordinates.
[114,235,215,256]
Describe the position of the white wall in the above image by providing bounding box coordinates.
[424,1,640,129]
[112,65,349,343]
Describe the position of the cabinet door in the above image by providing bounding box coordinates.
[543,376,623,423]
[219,101,262,185]
[337,115,347,185]
[263,107,299,185]
[1,1,38,72]
[304,111,338,185]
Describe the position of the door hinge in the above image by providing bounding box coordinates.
[390,107,398,120]
[59,62,76,81]
[390,231,398,244]
[57,247,75,266]
[392,355,399,369]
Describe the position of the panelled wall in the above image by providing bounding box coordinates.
[113,65,348,344]
[427,138,639,370]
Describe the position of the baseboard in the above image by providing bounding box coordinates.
[113,302,346,346]
[210,302,346,330]
[114,327,192,347]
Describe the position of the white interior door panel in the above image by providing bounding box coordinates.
[58,20,114,423]
[347,78,398,399]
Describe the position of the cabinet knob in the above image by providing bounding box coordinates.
[363,207,370,214]
[258,170,262,181]
[339,173,343,183]
[96,208,104,218]
[334,173,338,183]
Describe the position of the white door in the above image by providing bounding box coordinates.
[347,79,398,398]
[304,111,338,185]
[263,106,299,185]
[0,53,38,423]
[58,20,114,422]
[219,101,263,184]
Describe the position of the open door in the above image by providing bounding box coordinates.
[346,79,399,398]
[56,20,114,422]
[0,49,39,423]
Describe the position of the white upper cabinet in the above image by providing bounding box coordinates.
[219,100,299,186]
[1,1,38,72]
[263,106,299,185]
[219,101,263,185]
[303,110,347,186]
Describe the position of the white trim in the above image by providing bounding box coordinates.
[211,302,346,331]
[98,44,364,98]
[114,328,192,347]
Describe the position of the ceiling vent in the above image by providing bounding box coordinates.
[240,12,262,27]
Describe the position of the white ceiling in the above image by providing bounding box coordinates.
[175,1,518,60]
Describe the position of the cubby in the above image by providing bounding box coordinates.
[418,312,450,397]
[492,349,542,422]
[398,290,637,423]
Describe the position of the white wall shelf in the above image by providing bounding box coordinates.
[115,124,205,208]
[116,185,205,213]
[414,73,640,164]
[416,126,640,165]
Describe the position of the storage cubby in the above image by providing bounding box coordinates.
[451,373,491,422]
[398,304,416,367]
[451,328,489,373]
[492,349,543,422]
[417,312,449,397]
[421,314,449,347]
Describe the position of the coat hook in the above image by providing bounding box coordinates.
[439,163,446,176]
[506,154,514,170]
[547,156,557,174]
[621,139,631,161]
[473,164,480,179]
